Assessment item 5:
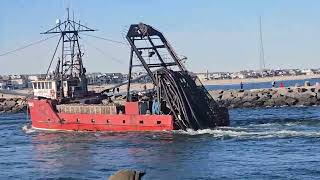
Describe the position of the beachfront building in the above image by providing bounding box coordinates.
[196,73,209,81]
[87,72,103,85]
[27,75,40,81]
[86,72,126,85]
[0,81,7,90]
[196,71,232,81]
[210,73,223,80]
[231,72,248,79]
[302,69,316,75]
[10,78,28,89]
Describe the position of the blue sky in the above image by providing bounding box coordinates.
[1,0,320,74]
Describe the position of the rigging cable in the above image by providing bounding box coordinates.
[45,35,63,78]
[121,26,133,49]
[80,37,125,65]
[0,34,59,57]
[81,33,125,45]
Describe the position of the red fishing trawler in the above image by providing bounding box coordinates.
[28,12,229,132]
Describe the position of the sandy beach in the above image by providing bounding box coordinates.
[88,74,320,92]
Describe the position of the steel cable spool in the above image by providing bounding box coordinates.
[155,69,217,130]
[157,71,189,129]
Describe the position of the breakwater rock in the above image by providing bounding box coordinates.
[209,87,320,108]
[2,87,320,113]
[0,98,27,113]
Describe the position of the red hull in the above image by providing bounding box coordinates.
[28,99,174,132]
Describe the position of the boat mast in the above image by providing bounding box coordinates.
[42,8,95,98]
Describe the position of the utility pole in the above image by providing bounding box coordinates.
[259,16,266,73]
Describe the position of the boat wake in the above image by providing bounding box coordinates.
[22,124,36,134]
[247,120,320,128]
[173,127,320,139]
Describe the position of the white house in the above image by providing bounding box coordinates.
[0,81,7,90]
[10,78,27,89]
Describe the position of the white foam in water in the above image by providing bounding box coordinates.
[248,122,304,128]
[173,128,320,139]
[285,122,301,126]
[22,125,36,134]
[261,130,320,138]
[248,123,276,127]
[173,128,252,137]
[218,126,249,130]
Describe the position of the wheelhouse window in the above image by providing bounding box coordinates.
[33,82,37,89]
[49,82,52,89]
[41,82,45,89]
[37,82,41,89]
[45,82,49,89]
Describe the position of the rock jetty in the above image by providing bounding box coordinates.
[0,98,27,113]
[209,86,320,108]
[1,86,320,113]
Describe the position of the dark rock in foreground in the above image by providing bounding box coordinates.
[108,169,145,180]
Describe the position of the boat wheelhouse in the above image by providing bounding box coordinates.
[32,80,58,99]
